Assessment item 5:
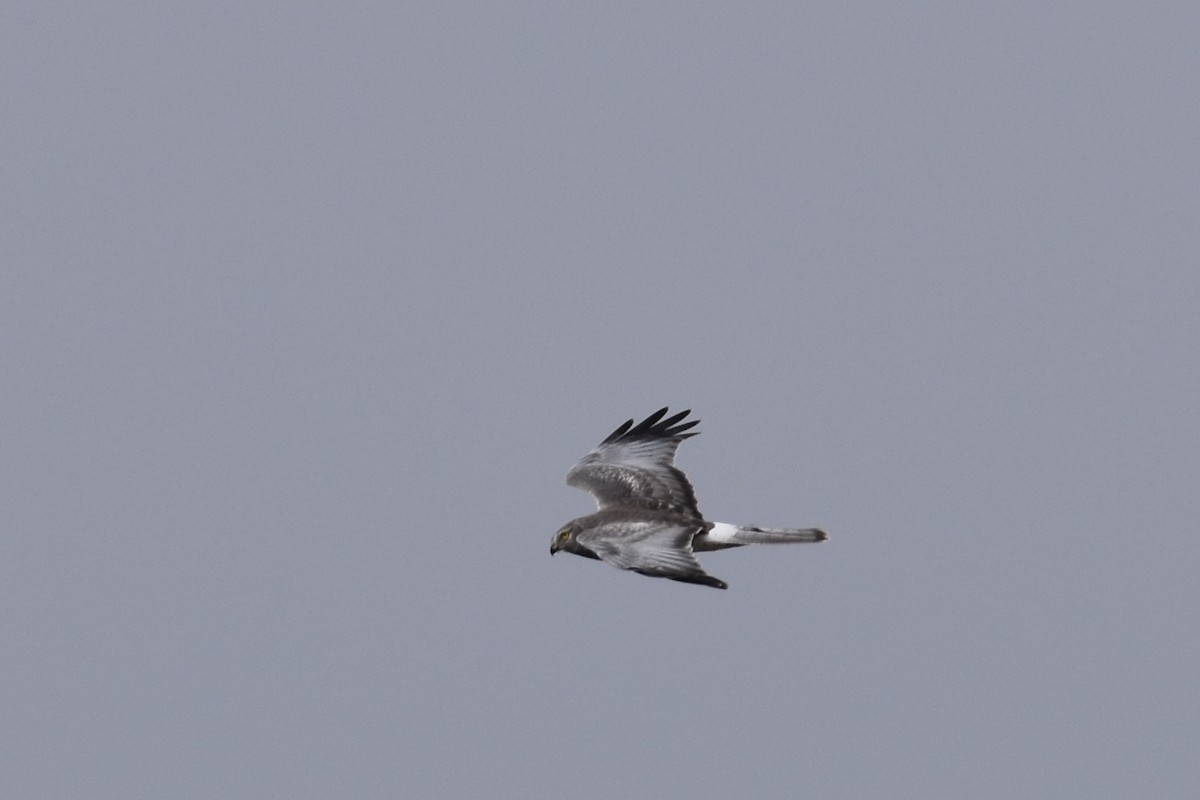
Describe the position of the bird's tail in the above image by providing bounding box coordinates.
[694,522,827,551]
[734,524,827,544]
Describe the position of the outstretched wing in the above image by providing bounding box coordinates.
[577,519,727,590]
[566,408,702,517]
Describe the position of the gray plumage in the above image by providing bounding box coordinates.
[550,408,827,589]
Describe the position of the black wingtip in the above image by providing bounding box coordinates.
[644,407,669,426]
[602,408,701,444]
[600,418,635,445]
[663,572,728,590]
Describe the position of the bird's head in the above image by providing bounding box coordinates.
[550,522,599,559]
[549,524,575,555]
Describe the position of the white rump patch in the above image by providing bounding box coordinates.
[706,522,740,544]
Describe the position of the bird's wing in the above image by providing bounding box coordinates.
[566,408,702,516]
[577,519,727,590]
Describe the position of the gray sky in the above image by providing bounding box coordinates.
[3,2,1197,798]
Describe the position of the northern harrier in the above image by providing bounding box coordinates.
[550,408,826,589]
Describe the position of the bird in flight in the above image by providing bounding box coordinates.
[550,408,826,589]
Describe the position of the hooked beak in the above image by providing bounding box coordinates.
[550,541,558,555]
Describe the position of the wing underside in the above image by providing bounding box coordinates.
[566,408,703,517]
[577,519,727,590]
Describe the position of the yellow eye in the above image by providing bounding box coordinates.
[559,530,570,541]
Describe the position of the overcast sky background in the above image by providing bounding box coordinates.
[3,2,1198,798]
